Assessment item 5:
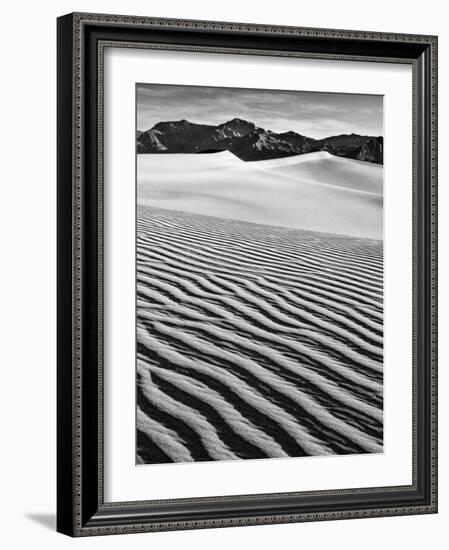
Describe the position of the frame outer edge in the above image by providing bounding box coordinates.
[57,13,77,537]
[430,36,438,513]
[59,12,438,536]
[71,11,436,44]
[73,11,84,537]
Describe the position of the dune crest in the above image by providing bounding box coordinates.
[137,152,383,240]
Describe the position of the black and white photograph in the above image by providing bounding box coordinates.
[135,83,384,465]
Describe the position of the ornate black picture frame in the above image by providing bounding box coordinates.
[57,12,438,537]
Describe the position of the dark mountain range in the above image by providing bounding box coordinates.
[314,134,384,164]
[137,118,383,164]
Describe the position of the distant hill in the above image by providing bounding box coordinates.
[137,118,383,164]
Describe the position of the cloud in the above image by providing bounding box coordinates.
[136,83,383,138]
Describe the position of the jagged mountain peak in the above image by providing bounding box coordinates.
[221,117,253,126]
[218,118,257,133]
[153,119,198,128]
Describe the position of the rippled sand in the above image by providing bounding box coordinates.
[136,207,383,464]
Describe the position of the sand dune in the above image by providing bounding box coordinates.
[136,207,383,464]
[137,151,383,239]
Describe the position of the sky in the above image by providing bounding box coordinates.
[136,83,383,139]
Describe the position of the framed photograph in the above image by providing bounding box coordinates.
[57,12,438,536]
